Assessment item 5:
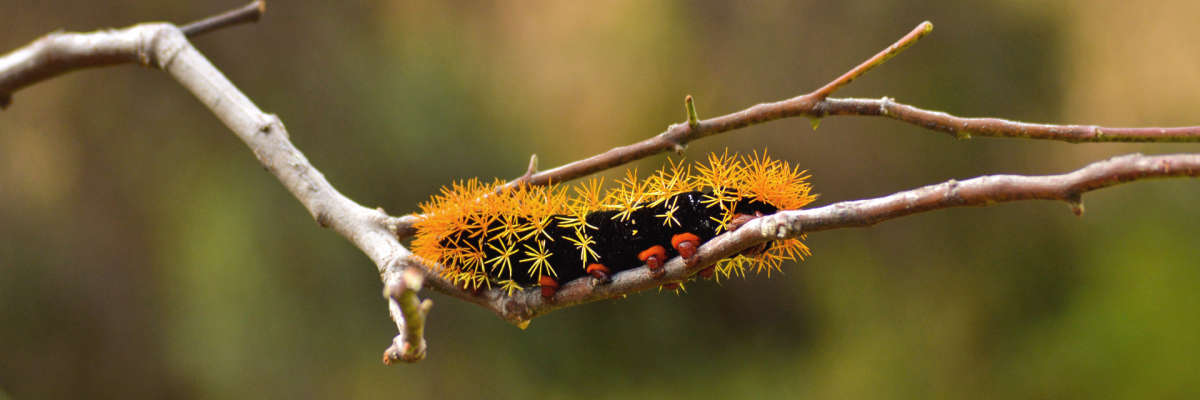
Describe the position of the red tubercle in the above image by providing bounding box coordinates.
[586,263,611,281]
[638,245,667,277]
[698,266,715,280]
[539,276,559,299]
[671,232,701,260]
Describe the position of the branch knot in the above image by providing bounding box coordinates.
[759,213,802,239]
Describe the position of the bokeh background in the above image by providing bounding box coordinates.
[3,0,1200,398]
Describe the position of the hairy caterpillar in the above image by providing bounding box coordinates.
[412,151,816,298]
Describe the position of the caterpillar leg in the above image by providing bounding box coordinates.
[671,232,701,261]
[739,243,769,257]
[586,263,611,283]
[697,266,715,280]
[539,276,559,300]
[638,245,668,278]
[727,211,765,231]
[727,211,770,256]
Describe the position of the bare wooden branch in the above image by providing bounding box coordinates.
[509,154,539,187]
[471,152,1200,323]
[471,23,937,197]
[0,1,265,110]
[684,94,700,129]
[810,21,933,100]
[499,85,1200,200]
[180,0,267,38]
[0,29,145,109]
[524,90,1200,195]
[387,20,1200,238]
[0,8,444,362]
[383,268,434,364]
[816,97,1200,142]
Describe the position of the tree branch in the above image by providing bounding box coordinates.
[815,97,1200,142]
[180,0,267,38]
[810,21,933,100]
[476,152,1200,322]
[389,21,1200,238]
[383,267,434,364]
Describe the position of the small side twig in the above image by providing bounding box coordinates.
[685,94,700,130]
[818,98,1200,142]
[383,267,434,364]
[474,21,939,196]
[512,154,539,187]
[0,1,267,109]
[180,1,267,38]
[809,21,933,100]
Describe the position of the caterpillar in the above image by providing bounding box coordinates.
[411,151,817,298]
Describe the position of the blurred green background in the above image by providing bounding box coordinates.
[3,1,1200,398]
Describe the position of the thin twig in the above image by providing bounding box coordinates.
[817,97,1200,142]
[469,23,937,196]
[498,88,1200,198]
[388,20,1200,238]
[511,154,539,187]
[0,11,443,362]
[180,1,267,38]
[383,267,434,364]
[810,21,933,100]
[685,94,700,129]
